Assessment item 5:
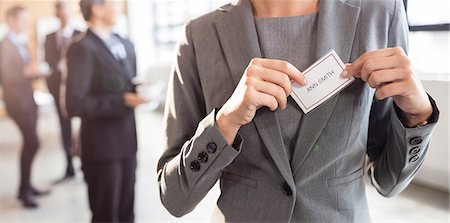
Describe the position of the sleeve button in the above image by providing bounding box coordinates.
[207,142,217,154]
[409,155,420,163]
[198,152,209,163]
[409,137,423,146]
[409,146,421,155]
[190,160,201,172]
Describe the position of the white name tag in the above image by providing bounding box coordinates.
[291,50,355,114]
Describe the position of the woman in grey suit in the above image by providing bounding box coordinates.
[158,0,439,222]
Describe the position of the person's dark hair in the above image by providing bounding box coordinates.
[6,5,26,20]
[79,0,104,21]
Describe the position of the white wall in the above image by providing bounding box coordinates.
[409,31,449,192]
[414,80,449,192]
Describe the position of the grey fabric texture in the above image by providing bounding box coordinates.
[157,0,439,222]
[255,13,318,162]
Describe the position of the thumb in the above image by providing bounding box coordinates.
[294,71,308,86]
[341,63,354,78]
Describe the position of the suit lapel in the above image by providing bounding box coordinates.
[48,33,59,65]
[5,37,26,67]
[214,0,260,85]
[291,0,361,175]
[215,0,294,187]
[119,38,135,78]
[72,30,81,37]
[87,30,132,82]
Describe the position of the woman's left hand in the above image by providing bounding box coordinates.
[341,47,432,127]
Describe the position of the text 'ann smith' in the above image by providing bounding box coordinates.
[306,70,336,93]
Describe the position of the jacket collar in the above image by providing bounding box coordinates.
[86,29,133,81]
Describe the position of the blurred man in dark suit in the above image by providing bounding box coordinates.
[44,1,80,183]
[0,6,49,208]
[65,0,145,222]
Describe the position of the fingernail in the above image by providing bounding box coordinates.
[341,70,349,78]
[303,78,308,86]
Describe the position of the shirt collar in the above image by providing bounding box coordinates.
[90,28,113,41]
[60,25,75,38]
[7,32,27,46]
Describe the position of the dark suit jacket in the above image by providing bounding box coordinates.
[66,29,137,163]
[44,29,80,97]
[0,37,36,119]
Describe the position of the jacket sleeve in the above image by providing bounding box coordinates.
[157,21,243,217]
[65,41,129,119]
[129,41,137,78]
[366,0,440,197]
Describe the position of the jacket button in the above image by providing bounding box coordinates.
[190,160,201,172]
[198,152,208,163]
[409,137,423,145]
[207,142,217,154]
[409,155,420,163]
[409,146,421,155]
[281,182,292,196]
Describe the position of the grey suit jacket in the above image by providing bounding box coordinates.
[157,0,439,222]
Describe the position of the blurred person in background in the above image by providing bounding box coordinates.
[65,0,145,222]
[44,0,81,184]
[0,5,49,209]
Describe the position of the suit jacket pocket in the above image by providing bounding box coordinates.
[327,167,364,187]
[218,171,257,210]
[221,171,257,187]
[327,168,368,210]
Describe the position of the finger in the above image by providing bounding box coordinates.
[341,64,351,77]
[342,47,405,78]
[360,56,408,82]
[251,58,306,85]
[375,81,408,100]
[347,48,397,77]
[249,65,292,95]
[367,68,409,88]
[254,91,278,111]
[253,78,288,109]
[138,97,147,104]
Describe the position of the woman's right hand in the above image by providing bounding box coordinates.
[216,58,307,145]
[23,64,40,78]
[123,92,147,108]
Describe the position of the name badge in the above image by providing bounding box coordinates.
[291,50,355,114]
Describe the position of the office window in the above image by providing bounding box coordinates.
[150,0,229,64]
[404,0,450,31]
[129,0,228,66]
